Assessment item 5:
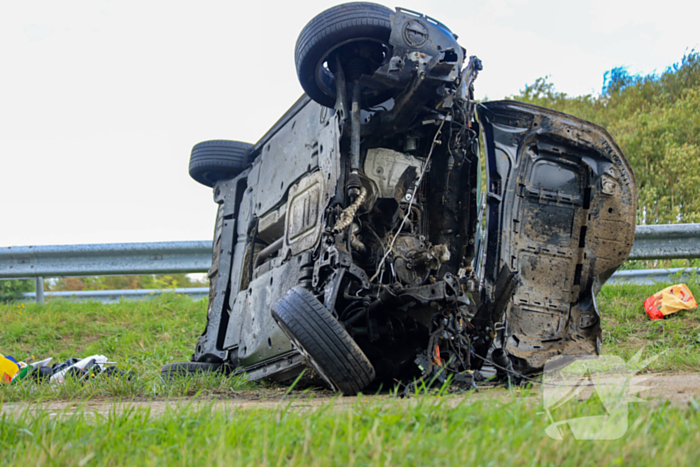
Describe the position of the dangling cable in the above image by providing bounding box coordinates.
[369,116,449,282]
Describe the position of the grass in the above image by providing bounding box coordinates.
[2,283,700,465]
[1,293,204,373]
[2,393,700,466]
[598,280,700,371]
[621,258,700,270]
[2,281,700,402]
[0,294,257,401]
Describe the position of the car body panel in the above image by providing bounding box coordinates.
[478,101,636,369]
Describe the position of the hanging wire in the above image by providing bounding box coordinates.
[369,115,449,283]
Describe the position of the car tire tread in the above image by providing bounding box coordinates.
[272,286,375,395]
[294,2,393,108]
[189,140,253,187]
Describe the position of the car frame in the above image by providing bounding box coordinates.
[164,2,636,394]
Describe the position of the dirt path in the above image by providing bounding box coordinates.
[3,373,700,417]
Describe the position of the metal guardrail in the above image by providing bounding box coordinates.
[1,224,699,303]
[0,241,212,304]
[0,241,212,278]
[15,269,695,303]
[21,287,209,303]
[607,267,699,285]
[629,224,700,260]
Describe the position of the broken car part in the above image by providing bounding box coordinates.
[165,2,636,395]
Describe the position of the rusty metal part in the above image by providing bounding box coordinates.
[253,237,284,270]
[393,235,424,285]
[413,244,450,269]
[350,223,366,252]
[332,186,367,233]
[370,116,448,283]
[350,83,362,172]
[478,100,636,373]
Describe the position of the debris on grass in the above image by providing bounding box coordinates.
[644,284,698,320]
[2,353,129,384]
[1,353,21,382]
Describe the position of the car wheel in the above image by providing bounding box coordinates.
[189,140,253,187]
[160,361,229,380]
[272,286,375,395]
[294,2,394,108]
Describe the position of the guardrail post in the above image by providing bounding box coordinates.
[35,277,44,304]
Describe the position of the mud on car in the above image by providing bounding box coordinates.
[163,3,637,394]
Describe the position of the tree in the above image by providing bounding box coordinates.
[0,279,34,303]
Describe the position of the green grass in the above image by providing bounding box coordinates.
[2,284,700,465]
[599,281,700,371]
[2,394,700,466]
[618,258,700,271]
[1,281,699,403]
[1,293,204,372]
[0,294,256,401]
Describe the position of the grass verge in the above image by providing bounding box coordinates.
[2,283,700,465]
[598,281,700,371]
[0,294,256,401]
[1,281,699,402]
[2,393,700,466]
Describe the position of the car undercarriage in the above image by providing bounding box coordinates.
[163,2,637,394]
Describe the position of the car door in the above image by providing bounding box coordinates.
[477,100,637,371]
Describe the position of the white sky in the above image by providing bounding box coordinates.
[1,0,697,247]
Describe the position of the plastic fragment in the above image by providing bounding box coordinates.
[1,354,20,383]
[2,353,129,384]
[643,284,698,320]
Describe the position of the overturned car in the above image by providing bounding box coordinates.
[164,2,637,394]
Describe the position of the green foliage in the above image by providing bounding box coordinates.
[48,274,207,292]
[0,279,34,303]
[511,51,700,224]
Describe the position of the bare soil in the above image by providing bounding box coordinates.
[3,373,699,417]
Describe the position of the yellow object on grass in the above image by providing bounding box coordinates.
[643,284,698,320]
[0,354,20,383]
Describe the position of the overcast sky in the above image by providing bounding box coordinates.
[1,0,697,247]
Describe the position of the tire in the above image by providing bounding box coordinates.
[272,286,375,395]
[189,140,253,187]
[161,361,229,380]
[207,203,224,307]
[294,2,394,108]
